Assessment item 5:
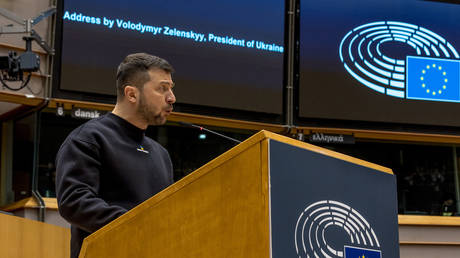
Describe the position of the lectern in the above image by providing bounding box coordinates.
[79,131,399,258]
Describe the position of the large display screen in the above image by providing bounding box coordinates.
[299,0,460,127]
[56,0,285,114]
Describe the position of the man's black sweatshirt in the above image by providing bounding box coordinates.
[55,113,173,258]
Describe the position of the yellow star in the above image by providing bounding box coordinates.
[421,76,424,81]
[439,66,442,70]
[443,85,447,89]
[439,90,442,94]
[432,64,436,68]
[443,72,447,76]
[427,89,430,93]
[422,70,426,74]
[422,83,426,88]
[427,65,430,69]
[445,79,448,83]
[433,92,436,96]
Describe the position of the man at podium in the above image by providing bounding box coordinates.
[55,53,176,258]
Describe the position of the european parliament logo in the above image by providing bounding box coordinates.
[295,200,382,258]
[339,21,460,103]
[344,246,381,258]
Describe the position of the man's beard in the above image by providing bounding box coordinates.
[137,93,167,125]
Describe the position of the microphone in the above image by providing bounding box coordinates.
[178,121,242,144]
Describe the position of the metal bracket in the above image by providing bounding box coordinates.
[0,7,56,54]
[31,7,56,26]
[29,30,54,55]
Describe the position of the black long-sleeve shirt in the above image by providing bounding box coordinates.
[56,113,173,258]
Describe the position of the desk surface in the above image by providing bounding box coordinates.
[1,197,58,211]
[2,199,460,226]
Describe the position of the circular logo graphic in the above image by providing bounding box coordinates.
[295,200,380,258]
[339,21,459,99]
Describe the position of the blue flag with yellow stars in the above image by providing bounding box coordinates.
[406,56,460,102]
[344,246,382,258]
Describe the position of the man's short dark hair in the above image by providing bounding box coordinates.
[116,53,174,97]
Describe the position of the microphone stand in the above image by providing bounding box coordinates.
[178,121,242,144]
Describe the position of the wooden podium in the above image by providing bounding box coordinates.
[79,131,399,258]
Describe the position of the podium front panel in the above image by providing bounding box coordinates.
[269,140,399,258]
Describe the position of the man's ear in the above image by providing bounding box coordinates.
[124,86,138,103]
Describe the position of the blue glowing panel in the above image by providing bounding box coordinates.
[344,246,381,258]
[300,0,460,126]
[406,56,460,102]
[58,0,285,115]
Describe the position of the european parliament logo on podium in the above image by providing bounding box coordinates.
[294,200,383,258]
[344,246,381,258]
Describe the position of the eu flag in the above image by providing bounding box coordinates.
[406,56,460,102]
[344,246,382,258]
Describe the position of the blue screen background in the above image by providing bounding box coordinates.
[58,0,285,114]
[299,0,460,127]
